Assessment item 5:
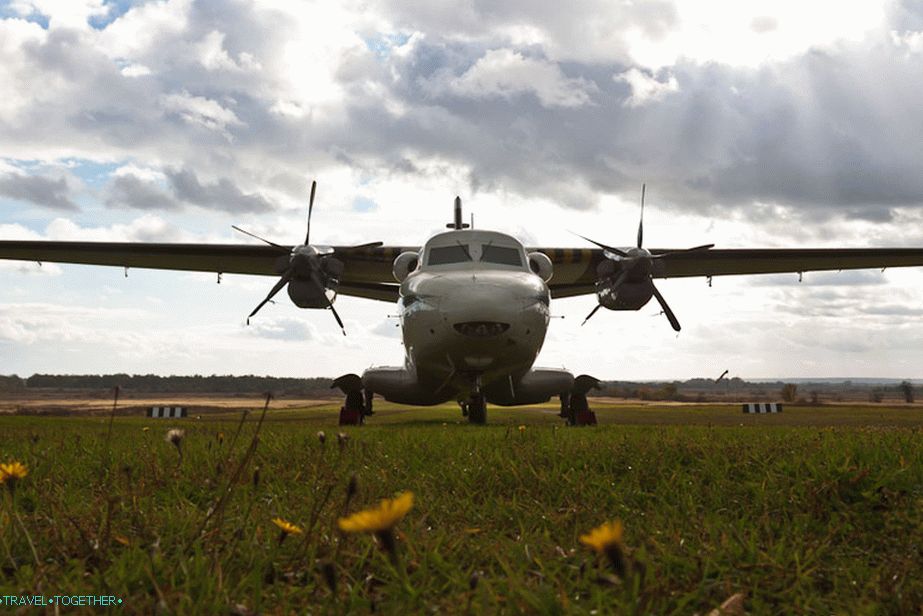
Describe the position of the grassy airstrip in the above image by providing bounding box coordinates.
[1,402,922,614]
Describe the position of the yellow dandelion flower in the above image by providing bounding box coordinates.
[142,427,150,433]
[338,491,414,533]
[272,517,303,536]
[579,520,623,553]
[518,425,526,432]
[0,461,28,482]
[580,519,629,577]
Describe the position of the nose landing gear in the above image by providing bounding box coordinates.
[465,375,487,424]
[467,392,487,424]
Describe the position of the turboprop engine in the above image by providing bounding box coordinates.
[233,180,380,334]
[579,185,713,331]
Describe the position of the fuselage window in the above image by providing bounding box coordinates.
[428,245,472,265]
[481,245,522,266]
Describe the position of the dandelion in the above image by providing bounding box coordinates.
[337,432,349,448]
[343,473,359,515]
[317,430,326,445]
[338,491,413,562]
[142,427,150,433]
[518,425,526,434]
[272,517,303,544]
[217,431,225,444]
[0,461,28,495]
[165,429,185,465]
[580,519,629,577]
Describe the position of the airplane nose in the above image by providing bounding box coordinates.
[444,282,519,327]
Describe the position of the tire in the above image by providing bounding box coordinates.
[467,394,487,424]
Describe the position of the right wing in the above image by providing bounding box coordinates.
[0,240,419,302]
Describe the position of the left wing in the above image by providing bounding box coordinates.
[0,240,417,302]
[534,247,923,298]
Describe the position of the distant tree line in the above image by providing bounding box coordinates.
[0,374,336,396]
[0,374,919,402]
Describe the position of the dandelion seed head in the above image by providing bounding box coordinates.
[165,429,185,446]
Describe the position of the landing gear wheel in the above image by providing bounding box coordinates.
[332,373,365,426]
[569,392,597,426]
[567,374,601,427]
[467,394,487,425]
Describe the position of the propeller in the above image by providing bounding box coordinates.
[237,180,347,335]
[578,184,713,331]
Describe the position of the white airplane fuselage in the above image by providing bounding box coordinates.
[363,229,554,405]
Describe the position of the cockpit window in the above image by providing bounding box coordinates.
[481,245,522,266]
[428,245,472,265]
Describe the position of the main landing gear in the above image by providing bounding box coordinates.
[332,374,373,426]
[560,375,601,426]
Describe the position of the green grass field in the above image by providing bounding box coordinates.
[1,402,922,614]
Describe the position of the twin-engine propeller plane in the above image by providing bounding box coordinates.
[3,181,923,425]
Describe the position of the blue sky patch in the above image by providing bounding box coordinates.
[362,32,412,59]
[352,196,378,212]
[0,4,49,28]
[89,0,136,30]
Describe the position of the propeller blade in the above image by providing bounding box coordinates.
[309,270,346,336]
[581,303,604,326]
[573,233,630,257]
[231,225,287,250]
[247,270,293,324]
[651,282,681,332]
[652,243,715,259]
[305,180,317,245]
[328,302,346,336]
[637,183,645,248]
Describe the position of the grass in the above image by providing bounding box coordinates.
[1,402,922,614]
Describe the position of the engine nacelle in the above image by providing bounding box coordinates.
[392,251,419,282]
[527,252,554,282]
[597,279,654,311]
[287,279,335,309]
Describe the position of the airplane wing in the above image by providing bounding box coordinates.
[4,240,923,302]
[537,247,923,298]
[0,240,415,302]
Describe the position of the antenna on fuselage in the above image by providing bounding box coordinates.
[447,196,471,230]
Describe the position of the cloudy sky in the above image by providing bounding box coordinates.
[3,0,923,380]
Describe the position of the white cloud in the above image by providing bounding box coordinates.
[120,63,151,77]
[447,49,595,108]
[160,90,243,137]
[614,68,679,107]
[196,30,260,72]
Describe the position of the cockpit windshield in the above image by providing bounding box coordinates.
[481,244,522,266]
[428,245,472,265]
[426,242,524,267]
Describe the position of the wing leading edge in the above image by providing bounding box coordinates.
[537,247,923,298]
[0,240,410,302]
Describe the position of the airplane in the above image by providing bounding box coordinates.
[3,181,923,425]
